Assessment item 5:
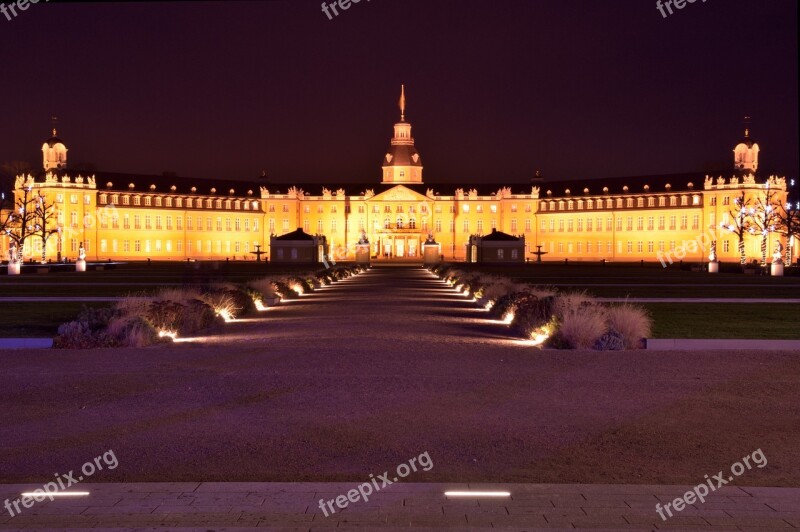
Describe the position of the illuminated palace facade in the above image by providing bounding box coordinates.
[1,90,793,264]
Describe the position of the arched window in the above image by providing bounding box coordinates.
[384,218,391,229]
[396,217,404,229]
[409,218,416,229]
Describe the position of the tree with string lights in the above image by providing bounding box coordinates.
[719,189,752,265]
[1,181,58,263]
[749,185,782,266]
[775,198,800,266]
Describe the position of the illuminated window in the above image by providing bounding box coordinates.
[658,197,665,207]
[669,216,676,230]
[144,197,152,207]
[497,249,504,260]
[477,219,483,233]
[463,219,469,233]
[567,220,573,232]
[586,218,592,231]
[647,197,654,207]
[576,219,582,232]
[462,205,469,213]
[637,198,644,208]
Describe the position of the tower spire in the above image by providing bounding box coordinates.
[743,115,751,137]
[51,115,58,137]
[399,84,406,121]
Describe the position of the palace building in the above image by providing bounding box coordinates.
[1,88,794,265]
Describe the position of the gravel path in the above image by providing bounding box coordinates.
[1,266,799,486]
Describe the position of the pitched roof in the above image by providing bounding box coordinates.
[481,229,522,241]
[274,228,315,241]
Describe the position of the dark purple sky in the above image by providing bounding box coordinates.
[1,0,797,185]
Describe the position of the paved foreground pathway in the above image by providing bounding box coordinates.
[1,482,799,530]
[2,267,799,530]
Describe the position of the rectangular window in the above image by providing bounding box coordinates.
[692,215,700,230]
[511,219,517,232]
[576,219,582,232]
[647,217,654,231]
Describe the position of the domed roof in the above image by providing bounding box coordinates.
[44,128,65,147]
[382,144,422,167]
[736,128,757,148]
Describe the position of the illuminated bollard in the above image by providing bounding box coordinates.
[7,261,21,275]
[708,261,719,273]
[76,259,87,272]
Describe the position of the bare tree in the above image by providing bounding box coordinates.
[28,192,59,263]
[720,189,752,265]
[776,198,800,266]
[1,185,55,262]
[749,186,783,266]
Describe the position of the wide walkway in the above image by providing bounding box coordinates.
[2,267,799,530]
[1,481,798,530]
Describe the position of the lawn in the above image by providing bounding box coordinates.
[646,303,800,339]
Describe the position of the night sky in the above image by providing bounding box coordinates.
[0,0,797,187]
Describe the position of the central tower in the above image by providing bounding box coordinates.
[381,85,423,184]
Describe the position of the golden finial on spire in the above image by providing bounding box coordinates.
[51,115,58,137]
[399,84,406,121]
[743,115,751,137]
